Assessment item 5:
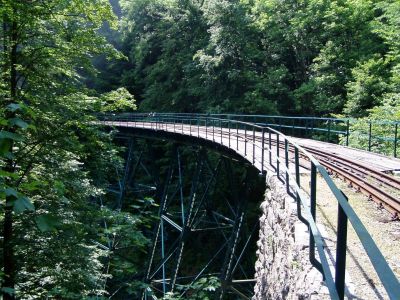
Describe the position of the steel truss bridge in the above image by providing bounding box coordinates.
[98,113,400,300]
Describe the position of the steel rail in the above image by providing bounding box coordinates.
[247,133,400,217]
[320,159,400,215]
[98,113,400,300]
[306,148,400,189]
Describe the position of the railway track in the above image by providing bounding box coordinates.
[198,126,400,218]
[304,146,400,218]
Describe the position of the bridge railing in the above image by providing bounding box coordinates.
[97,113,400,300]
[100,112,400,157]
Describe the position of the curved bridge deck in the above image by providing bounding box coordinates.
[105,120,400,173]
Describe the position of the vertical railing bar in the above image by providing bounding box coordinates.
[295,148,300,186]
[346,120,350,146]
[310,162,323,274]
[261,128,265,173]
[294,147,307,225]
[213,119,215,141]
[285,139,289,193]
[245,125,247,157]
[236,122,239,150]
[253,126,255,165]
[228,121,231,148]
[368,121,372,152]
[292,119,295,136]
[335,192,349,300]
[394,123,398,158]
[311,117,315,138]
[221,120,223,145]
[269,131,272,167]
[206,118,208,139]
[276,133,280,179]
[328,119,331,142]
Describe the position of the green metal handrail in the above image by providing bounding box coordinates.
[101,112,400,157]
[97,113,400,300]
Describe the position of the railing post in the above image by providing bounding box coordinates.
[311,118,315,138]
[305,119,308,138]
[228,121,231,148]
[269,131,272,167]
[335,192,348,300]
[276,133,280,179]
[189,118,192,135]
[346,120,350,146]
[220,120,223,145]
[328,120,331,142]
[236,123,239,150]
[310,162,323,275]
[292,119,295,136]
[368,121,372,151]
[245,125,247,157]
[295,148,300,186]
[394,123,398,158]
[253,127,255,165]
[206,118,208,139]
[261,128,265,173]
[285,139,289,193]
[213,119,215,141]
[310,161,317,225]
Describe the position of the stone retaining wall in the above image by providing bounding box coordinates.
[252,173,329,299]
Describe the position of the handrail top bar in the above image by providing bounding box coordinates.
[97,112,400,125]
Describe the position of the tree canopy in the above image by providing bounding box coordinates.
[113,0,400,117]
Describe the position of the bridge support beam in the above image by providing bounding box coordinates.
[115,141,264,300]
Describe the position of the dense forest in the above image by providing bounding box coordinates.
[0,0,399,298]
[92,0,400,120]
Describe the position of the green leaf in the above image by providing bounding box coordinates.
[13,196,35,213]
[0,131,24,141]
[35,215,59,232]
[6,103,21,112]
[0,170,18,179]
[5,188,18,198]
[20,180,43,191]
[9,118,29,129]
[0,138,12,156]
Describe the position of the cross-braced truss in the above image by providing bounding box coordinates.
[106,137,262,299]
